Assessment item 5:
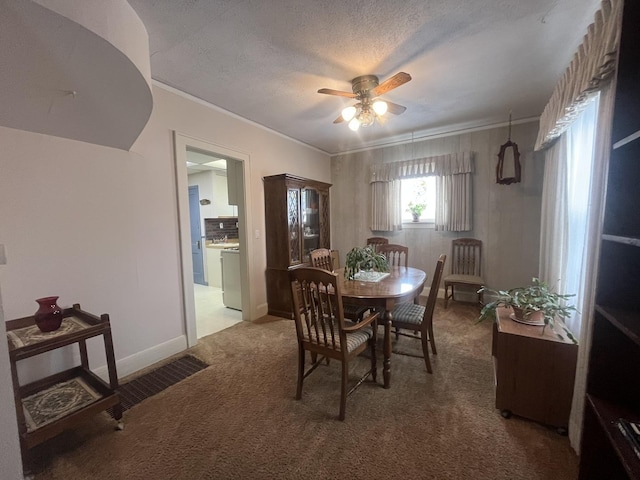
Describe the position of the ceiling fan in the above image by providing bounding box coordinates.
[318,72,411,131]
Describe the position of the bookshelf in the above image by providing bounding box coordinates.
[579,1,640,478]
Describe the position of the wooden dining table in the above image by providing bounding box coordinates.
[337,266,427,389]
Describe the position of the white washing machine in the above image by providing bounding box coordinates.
[221,248,242,310]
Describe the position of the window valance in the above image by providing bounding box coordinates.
[369,152,473,183]
[535,0,621,151]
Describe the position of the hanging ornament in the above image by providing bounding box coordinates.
[496,111,521,185]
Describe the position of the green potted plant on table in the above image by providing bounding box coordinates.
[344,246,390,280]
[478,278,577,343]
[407,202,426,222]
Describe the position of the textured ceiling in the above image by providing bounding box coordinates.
[128,0,601,155]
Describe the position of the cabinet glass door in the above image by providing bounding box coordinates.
[301,188,320,262]
[287,188,301,264]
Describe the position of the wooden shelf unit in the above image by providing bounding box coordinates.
[579,1,640,478]
[492,307,577,430]
[6,304,122,453]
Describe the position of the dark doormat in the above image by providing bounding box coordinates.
[109,355,208,415]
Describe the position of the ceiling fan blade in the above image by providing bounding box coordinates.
[372,72,412,96]
[317,88,357,98]
[385,101,407,115]
[333,114,345,124]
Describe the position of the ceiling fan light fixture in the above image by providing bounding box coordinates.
[358,108,375,127]
[319,72,411,132]
[372,100,388,116]
[341,105,357,122]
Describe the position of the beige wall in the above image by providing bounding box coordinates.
[0,84,330,384]
[331,121,543,292]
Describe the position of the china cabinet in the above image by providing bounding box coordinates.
[263,174,331,318]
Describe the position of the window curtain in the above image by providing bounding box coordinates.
[369,152,473,232]
[370,179,402,232]
[535,0,621,453]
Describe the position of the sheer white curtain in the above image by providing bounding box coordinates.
[539,95,599,337]
[370,152,473,232]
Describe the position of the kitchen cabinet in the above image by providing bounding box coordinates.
[579,2,640,478]
[6,304,122,456]
[263,174,331,318]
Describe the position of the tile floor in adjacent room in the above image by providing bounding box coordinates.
[193,283,242,339]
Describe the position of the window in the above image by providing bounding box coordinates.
[400,176,436,223]
[369,152,473,232]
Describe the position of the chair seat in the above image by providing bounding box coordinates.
[391,302,425,326]
[444,274,484,285]
[343,325,374,352]
[307,321,374,353]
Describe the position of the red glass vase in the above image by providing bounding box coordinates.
[34,296,63,332]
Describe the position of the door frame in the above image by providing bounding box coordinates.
[173,132,252,347]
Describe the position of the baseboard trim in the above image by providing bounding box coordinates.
[255,302,269,319]
[93,335,188,382]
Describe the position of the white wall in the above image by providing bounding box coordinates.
[331,121,543,293]
[0,83,330,386]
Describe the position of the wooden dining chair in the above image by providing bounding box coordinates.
[389,254,446,373]
[309,248,333,271]
[309,248,369,322]
[290,267,380,420]
[443,238,485,308]
[366,237,389,252]
[377,243,409,267]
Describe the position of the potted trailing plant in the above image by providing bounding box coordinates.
[344,246,390,280]
[478,278,577,343]
[407,202,426,222]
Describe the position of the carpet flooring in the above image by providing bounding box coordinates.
[26,301,579,479]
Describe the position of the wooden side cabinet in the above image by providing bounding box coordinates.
[6,303,123,455]
[492,307,578,431]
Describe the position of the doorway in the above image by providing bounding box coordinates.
[174,133,252,347]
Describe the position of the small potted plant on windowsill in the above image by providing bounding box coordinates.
[407,202,426,222]
[344,246,390,280]
[477,278,577,343]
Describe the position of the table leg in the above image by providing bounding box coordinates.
[383,312,392,388]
